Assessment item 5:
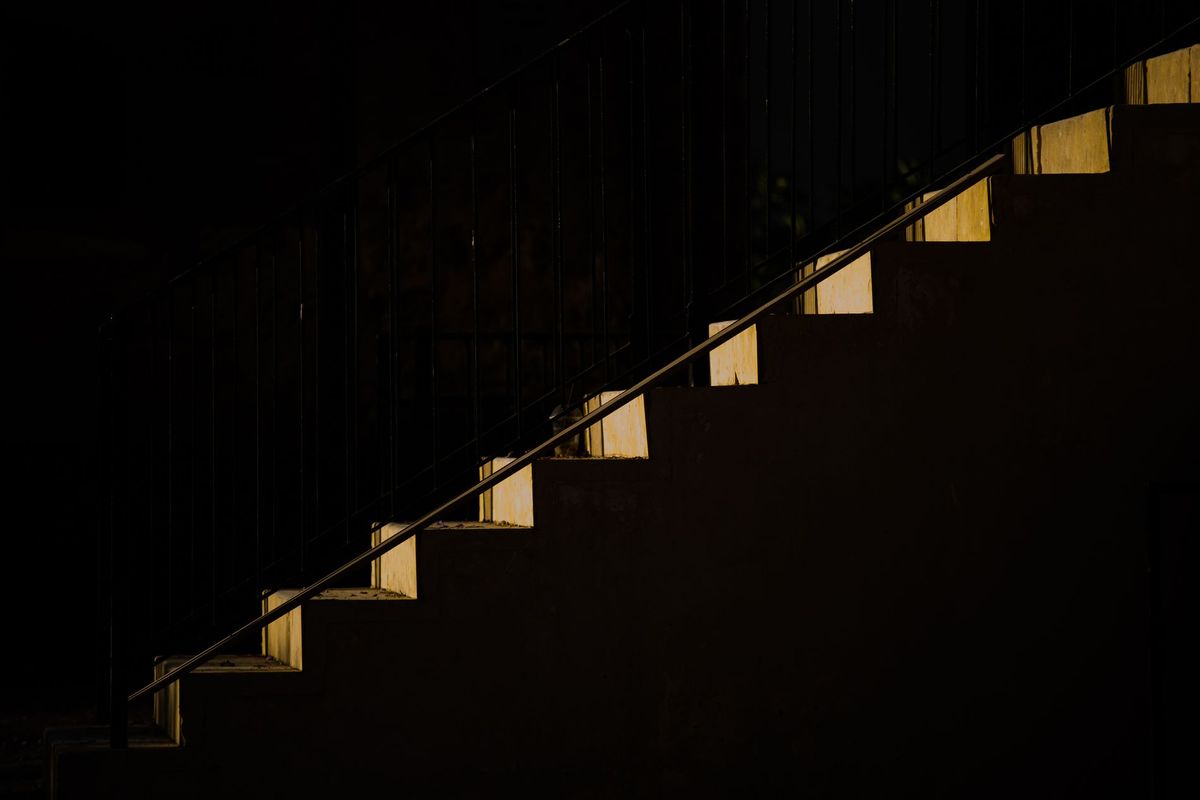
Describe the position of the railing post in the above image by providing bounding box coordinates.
[101,316,128,748]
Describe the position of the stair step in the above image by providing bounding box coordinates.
[261,587,414,670]
[582,391,648,457]
[371,520,527,598]
[1012,102,1199,175]
[1124,43,1199,105]
[154,654,298,743]
[477,456,534,525]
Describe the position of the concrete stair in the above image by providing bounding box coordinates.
[48,47,1200,799]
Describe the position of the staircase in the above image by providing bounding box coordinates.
[48,41,1199,799]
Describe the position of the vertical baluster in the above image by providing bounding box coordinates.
[429,141,440,488]
[849,0,856,215]
[190,278,198,619]
[471,121,481,470]
[744,0,751,296]
[297,217,306,579]
[167,288,175,627]
[882,0,892,211]
[598,54,610,383]
[928,0,938,183]
[764,0,771,261]
[552,53,565,407]
[386,156,398,520]
[271,240,280,585]
[1067,0,1074,96]
[790,0,799,275]
[720,0,728,292]
[509,100,523,441]
[147,306,156,650]
[313,215,321,560]
[231,257,240,608]
[640,24,652,360]
[255,244,262,602]
[682,0,695,380]
[209,267,217,626]
[835,0,843,241]
[588,58,598,372]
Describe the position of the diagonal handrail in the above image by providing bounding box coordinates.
[129,149,1006,704]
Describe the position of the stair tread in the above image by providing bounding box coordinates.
[383,519,533,532]
[45,725,176,749]
[158,654,299,674]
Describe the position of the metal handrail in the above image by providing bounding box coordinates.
[129,149,1006,704]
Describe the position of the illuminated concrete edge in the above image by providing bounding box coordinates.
[1125,44,1199,104]
[806,250,874,314]
[478,457,534,526]
[371,523,419,598]
[909,178,993,242]
[261,589,303,669]
[1029,107,1113,174]
[708,321,759,386]
[584,392,649,457]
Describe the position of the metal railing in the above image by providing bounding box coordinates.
[98,0,1200,746]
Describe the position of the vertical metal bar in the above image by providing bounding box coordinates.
[682,0,695,381]
[343,205,351,545]
[209,267,217,625]
[552,53,565,404]
[167,289,174,627]
[254,245,262,601]
[190,279,197,616]
[231,257,240,602]
[882,0,892,211]
[587,58,598,370]
[807,0,814,254]
[627,27,640,359]
[835,0,843,238]
[104,320,128,748]
[849,0,857,216]
[720,0,728,289]
[1019,0,1026,120]
[640,24,652,359]
[764,0,771,259]
[1111,0,1119,76]
[790,0,799,269]
[313,216,321,558]
[147,307,157,646]
[509,102,523,439]
[297,217,306,579]
[350,197,359,541]
[97,327,110,729]
[344,196,356,546]
[598,55,610,382]
[744,0,751,295]
[429,141,439,487]
[892,0,899,203]
[974,0,982,149]
[470,120,481,466]
[1067,0,1074,96]
[271,240,279,579]
[386,156,398,520]
[929,0,938,183]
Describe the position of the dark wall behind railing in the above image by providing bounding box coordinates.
[101,0,1200,709]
